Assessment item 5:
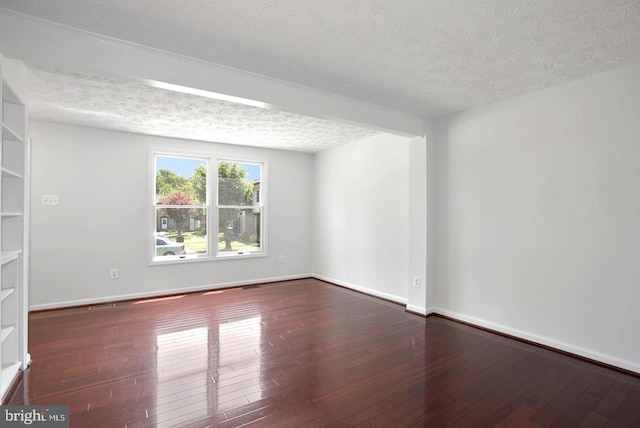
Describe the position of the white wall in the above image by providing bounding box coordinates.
[425,122,438,313]
[312,134,412,304]
[433,63,640,372]
[29,121,313,309]
[408,136,428,314]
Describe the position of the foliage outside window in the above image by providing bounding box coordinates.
[155,155,208,259]
[153,153,263,262]
[218,160,263,255]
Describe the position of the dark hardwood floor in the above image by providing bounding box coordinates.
[7,279,640,427]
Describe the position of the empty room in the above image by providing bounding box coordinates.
[0,1,639,427]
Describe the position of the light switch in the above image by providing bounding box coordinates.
[42,195,59,205]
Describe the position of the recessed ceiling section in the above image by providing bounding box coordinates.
[3,0,640,117]
[27,65,381,152]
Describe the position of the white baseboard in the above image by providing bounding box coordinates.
[312,274,408,306]
[406,304,428,316]
[432,307,640,375]
[29,273,312,311]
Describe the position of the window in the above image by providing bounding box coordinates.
[152,153,264,262]
[154,155,208,260]
[217,160,263,255]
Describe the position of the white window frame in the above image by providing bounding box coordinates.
[216,158,266,258]
[149,150,266,265]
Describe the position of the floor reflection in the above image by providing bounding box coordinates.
[154,315,263,426]
[217,316,264,403]
[155,326,212,425]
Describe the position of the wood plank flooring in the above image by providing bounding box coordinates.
[7,279,640,427]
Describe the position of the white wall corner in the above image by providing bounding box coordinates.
[406,304,428,316]
[313,274,408,306]
[408,136,428,314]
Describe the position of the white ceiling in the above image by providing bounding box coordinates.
[2,0,640,151]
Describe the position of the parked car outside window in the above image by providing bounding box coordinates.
[155,234,186,256]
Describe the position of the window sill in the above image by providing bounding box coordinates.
[150,252,267,266]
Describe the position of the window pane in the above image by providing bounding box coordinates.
[218,207,261,253]
[156,156,207,205]
[154,154,208,261]
[155,207,208,256]
[218,161,260,206]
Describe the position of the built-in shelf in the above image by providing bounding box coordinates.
[1,78,22,104]
[0,250,20,265]
[1,122,23,143]
[0,288,14,302]
[0,326,15,344]
[1,167,23,179]
[0,362,21,398]
[0,212,22,218]
[1,56,29,402]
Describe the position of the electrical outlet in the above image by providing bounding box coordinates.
[412,276,420,288]
[110,268,119,280]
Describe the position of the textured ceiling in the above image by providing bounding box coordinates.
[2,0,640,150]
[27,66,379,152]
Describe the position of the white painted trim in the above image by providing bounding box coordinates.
[29,273,312,311]
[0,8,424,137]
[405,304,428,316]
[432,307,640,375]
[23,352,31,370]
[312,274,408,306]
[149,149,269,263]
